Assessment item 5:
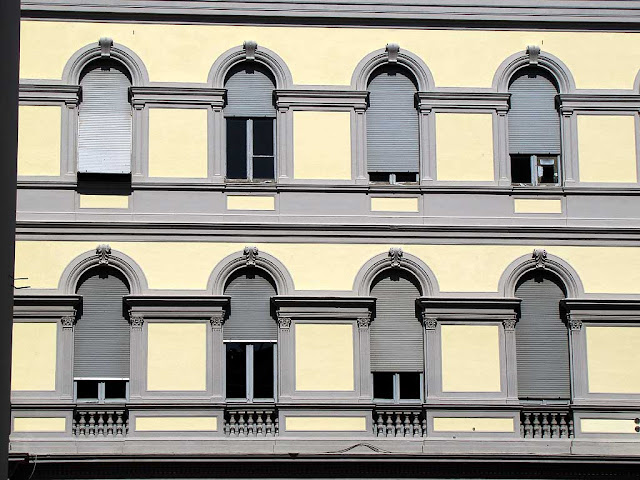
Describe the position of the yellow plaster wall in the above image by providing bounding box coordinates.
[13,417,66,433]
[17,105,60,176]
[586,326,640,394]
[436,113,494,182]
[19,22,640,89]
[580,419,638,434]
[370,197,419,212]
[295,323,354,391]
[147,323,207,391]
[148,108,208,178]
[293,111,351,180]
[433,417,514,433]
[11,323,57,391]
[513,198,562,214]
[577,115,638,183]
[78,194,129,209]
[285,416,367,431]
[226,195,275,211]
[15,241,640,294]
[135,416,217,431]
[440,325,501,392]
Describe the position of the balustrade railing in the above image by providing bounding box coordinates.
[373,409,426,437]
[73,409,128,437]
[520,410,574,439]
[224,408,279,437]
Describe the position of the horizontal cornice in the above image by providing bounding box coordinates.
[18,1,640,30]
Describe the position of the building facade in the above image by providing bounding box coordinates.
[9,1,640,478]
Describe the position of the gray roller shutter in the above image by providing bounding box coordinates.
[78,60,132,174]
[508,66,561,155]
[223,267,277,341]
[224,63,276,118]
[74,267,130,379]
[515,272,570,399]
[370,269,423,371]
[367,65,419,173]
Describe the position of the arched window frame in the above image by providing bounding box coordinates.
[208,43,293,183]
[62,40,149,181]
[493,49,578,186]
[351,45,435,185]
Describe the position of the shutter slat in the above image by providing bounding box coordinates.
[78,60,132,174]
[370,270,423,372]
[508,67,561,155]
[515,273,570,399]
[224,64,276,118]
[224,268,277,341]
[74,267,130,379]
[367,66,419,173]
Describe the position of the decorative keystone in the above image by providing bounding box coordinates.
[532,249,547,269]
[243,246,259,266]
[389,247,403,268]
[386,43,400,63]
[96,244,112,265]
[243,40,258,60]
[526,45,540,65]
[99,37,113,57]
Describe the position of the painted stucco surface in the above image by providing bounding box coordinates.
[11,323,57,391]
[285,416,367,431]
[433,417,514,432]
[13,417,66,432]
[586,326,640,394]
[17,105,61,177]
[514,199,562,214]
[135,416,217,431]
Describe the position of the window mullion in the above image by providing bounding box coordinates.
[393,373,400,404]
[247,119,253,181]
[246,344,254,402]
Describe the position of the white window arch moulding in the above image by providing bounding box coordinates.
[207,246,295,296]
[493,48,579,186]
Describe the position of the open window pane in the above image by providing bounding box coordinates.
[373,372,394,400]
[104,380,127,400]
[226,343,247,399]
[253,343,274,399]
[226,118,247,179]
[511,155,532,184]
[399,372,421,400]
[76,380,99,401]
[537,156,559,184]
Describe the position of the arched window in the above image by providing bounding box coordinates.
[78,59,132,175]
[515,271,570,400]
[508,66,561,186]
[224,63,276,182]
[223,267,277,401]
[367,65,419,185]
[370,269,423,402]
[74,266,130,402]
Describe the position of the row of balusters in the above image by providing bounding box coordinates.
[72,410,128,437]
[520,411,574,438]
[224,410,279,436]
[374,411,426,437]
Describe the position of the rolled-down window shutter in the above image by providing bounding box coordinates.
[370,269,423,372]
[78,59,132,174]
[508,66,561,155]
[223,267,277,341]
[515,272,570,399]
[367,65,419,173]
[74,267,131,379]
[224,63,276,118]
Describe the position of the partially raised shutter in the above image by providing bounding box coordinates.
[78,60,132,174]
[74,267,130,379]
[223,267,277,341]
[508,66,561,155]
[367,65,419,173]
[224,63,276,118]
[515,272,570,399]
[370,269,423,371]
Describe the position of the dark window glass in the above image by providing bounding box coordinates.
[394,172,418,183]
[369,172,390,183]
[511,155,532,184]
[373,372,394,399]
[226,343,247,398]
[252,119,275,179]
[399,372,421,400]
[253,343,274,399]
[76,380,99,400]
[226,118,247,179]
[104,380,127,400]
[537,157,558,184]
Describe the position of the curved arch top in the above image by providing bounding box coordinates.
[208,248,295,296]
[351,47,434,91]
[353,249,439,296]
[492,50,576,94]
[499,251,584,298]
[62,41,149,86]
[208,44,293,89]
[59,248,149,295]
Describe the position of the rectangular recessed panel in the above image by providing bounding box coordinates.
[226,195,275,211]
[135,416,217,432]
[79,194,129,209]
[433,417,514,433]
[285,416,367,432]
[14,417,66,433]
[11,323,57,391]
[514,198,562,214]
[370,197,419,212]
[580,419,638,434]
[586,326,640,394]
